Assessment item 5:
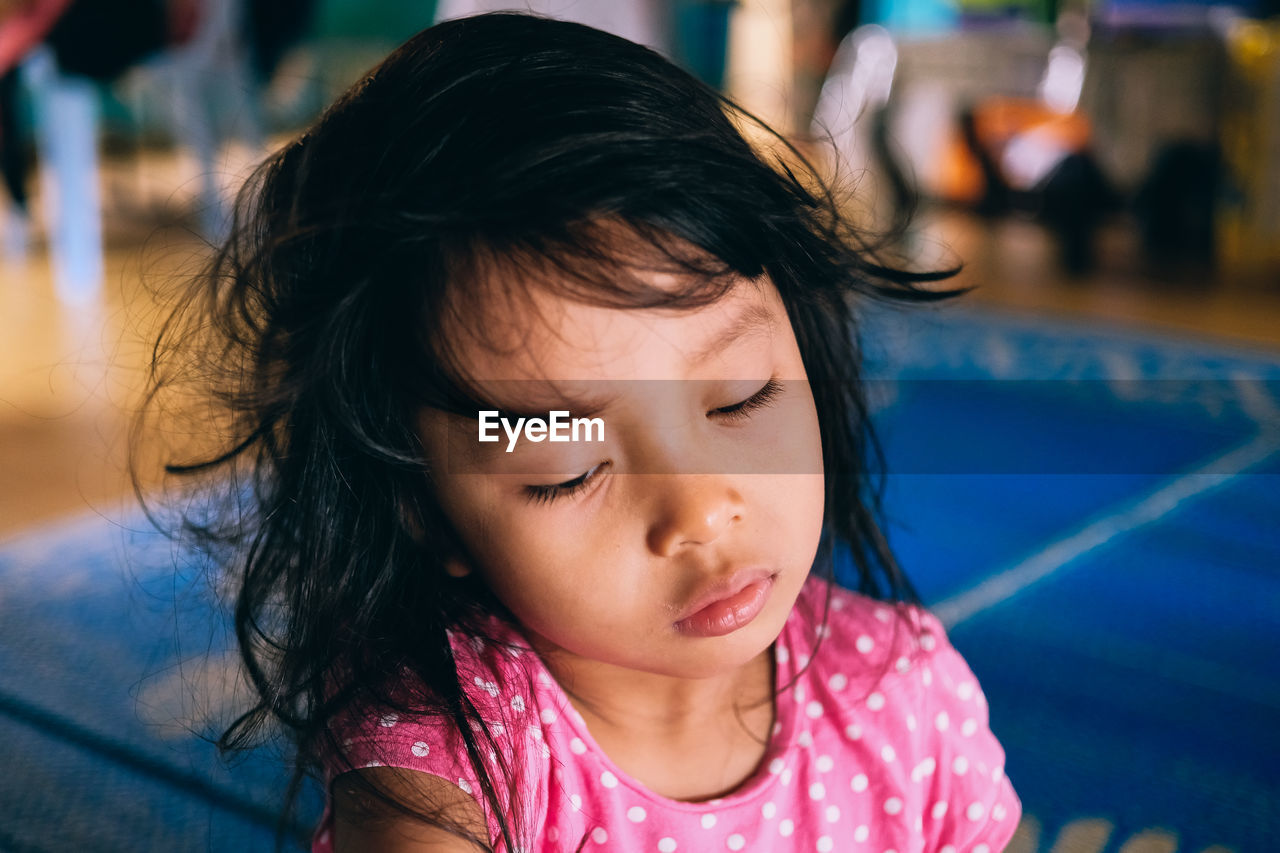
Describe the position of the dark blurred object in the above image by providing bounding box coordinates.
[673,0,735,90]
[0,67,29,210]
[1039,149,1120,275]
[1134,140,1219,272]
[45,0,170,81]
[246,0,317,82]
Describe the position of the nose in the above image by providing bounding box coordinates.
[645,475,745,557]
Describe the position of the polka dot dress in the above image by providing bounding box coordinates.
[311,576,1021,852]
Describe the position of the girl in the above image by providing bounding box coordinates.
[145,12,1020,852]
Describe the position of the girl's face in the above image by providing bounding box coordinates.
[419,271,825,681]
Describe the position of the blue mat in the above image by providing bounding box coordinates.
[860,304,1280,853]
[2,304,1277,852]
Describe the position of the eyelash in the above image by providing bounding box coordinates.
[522,378,783,505]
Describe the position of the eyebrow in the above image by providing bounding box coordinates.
[486,386,618,422]
[465,302,776,424]
[689,302,776,366]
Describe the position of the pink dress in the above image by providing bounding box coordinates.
[313,575,1021,852]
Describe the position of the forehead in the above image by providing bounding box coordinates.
[440,267,782,384]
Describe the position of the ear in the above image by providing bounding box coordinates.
[444,555,473,579]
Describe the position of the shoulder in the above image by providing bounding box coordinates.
[792,575,1021,850]
[320,625,550,846]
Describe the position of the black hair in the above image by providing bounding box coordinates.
[137,12,958,852]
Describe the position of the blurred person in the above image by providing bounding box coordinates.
[142,13,1021,852]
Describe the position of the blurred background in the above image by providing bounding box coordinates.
[0,1,1277,851]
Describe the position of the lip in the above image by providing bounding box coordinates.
[673,569,776,638]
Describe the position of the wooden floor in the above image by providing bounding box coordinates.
[2,166,1278,541]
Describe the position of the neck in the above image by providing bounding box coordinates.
[542,646,778,801]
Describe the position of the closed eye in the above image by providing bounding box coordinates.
[524,461,609,505]
[709,378,783,423]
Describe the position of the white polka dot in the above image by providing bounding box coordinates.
[940,846,956,853]
[875,607,891,622]
[809,782,826,800]
[457,779,472,794]
[816,754,834,773]
[856,635,874,654]
[778,821,794,838]
[922,667,933,687]
[540,708,557,724]
[992,765,1004,783]
[795,684,806,703]
[798,654,810,668]
[511,695,525,712]
[570,794,582,811]
[379,714,398,727]
[815,624,832,639]
[627,806,646,822]
[953,755,970,775]
[776,645,790,663]
[974,846,989,853]
[362,760,383,768]
[529,726,543,741]
[906,713,917,731]
[769,758,785,775]
[762,801,777,820]
[773,720,782,736]
[832,595,846,610]
[491,723,505,736]
[895,656,911,672]
[701,814,716,829]
[659,838,677,852]
[845,724,862,740]
[912,756,936,782]
[825,805,840,823]
[884,797,903,815]
[993,804,1007,822]
[798,730,814,748]
[854,825,869,843]
[828,673,848,691]
[866,692,885,711]
[570,737,587,755]
[600,771,618,788]
[935,711,950,731]
[880,744,896,762]
[411,741,429,757]
[591,827,608,844]
[919,633,936,651]
[817,837,834,852]
[728,833,748,849]
[932,801,948,820]
[806,700,824,719]
[957,681,975,701]
[548,827,559,842]
[851,773,868,792]
[967,802,985,821]
[781,768,793,785]
[962,718,978,737]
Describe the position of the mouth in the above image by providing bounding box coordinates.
[673,569,777,638]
